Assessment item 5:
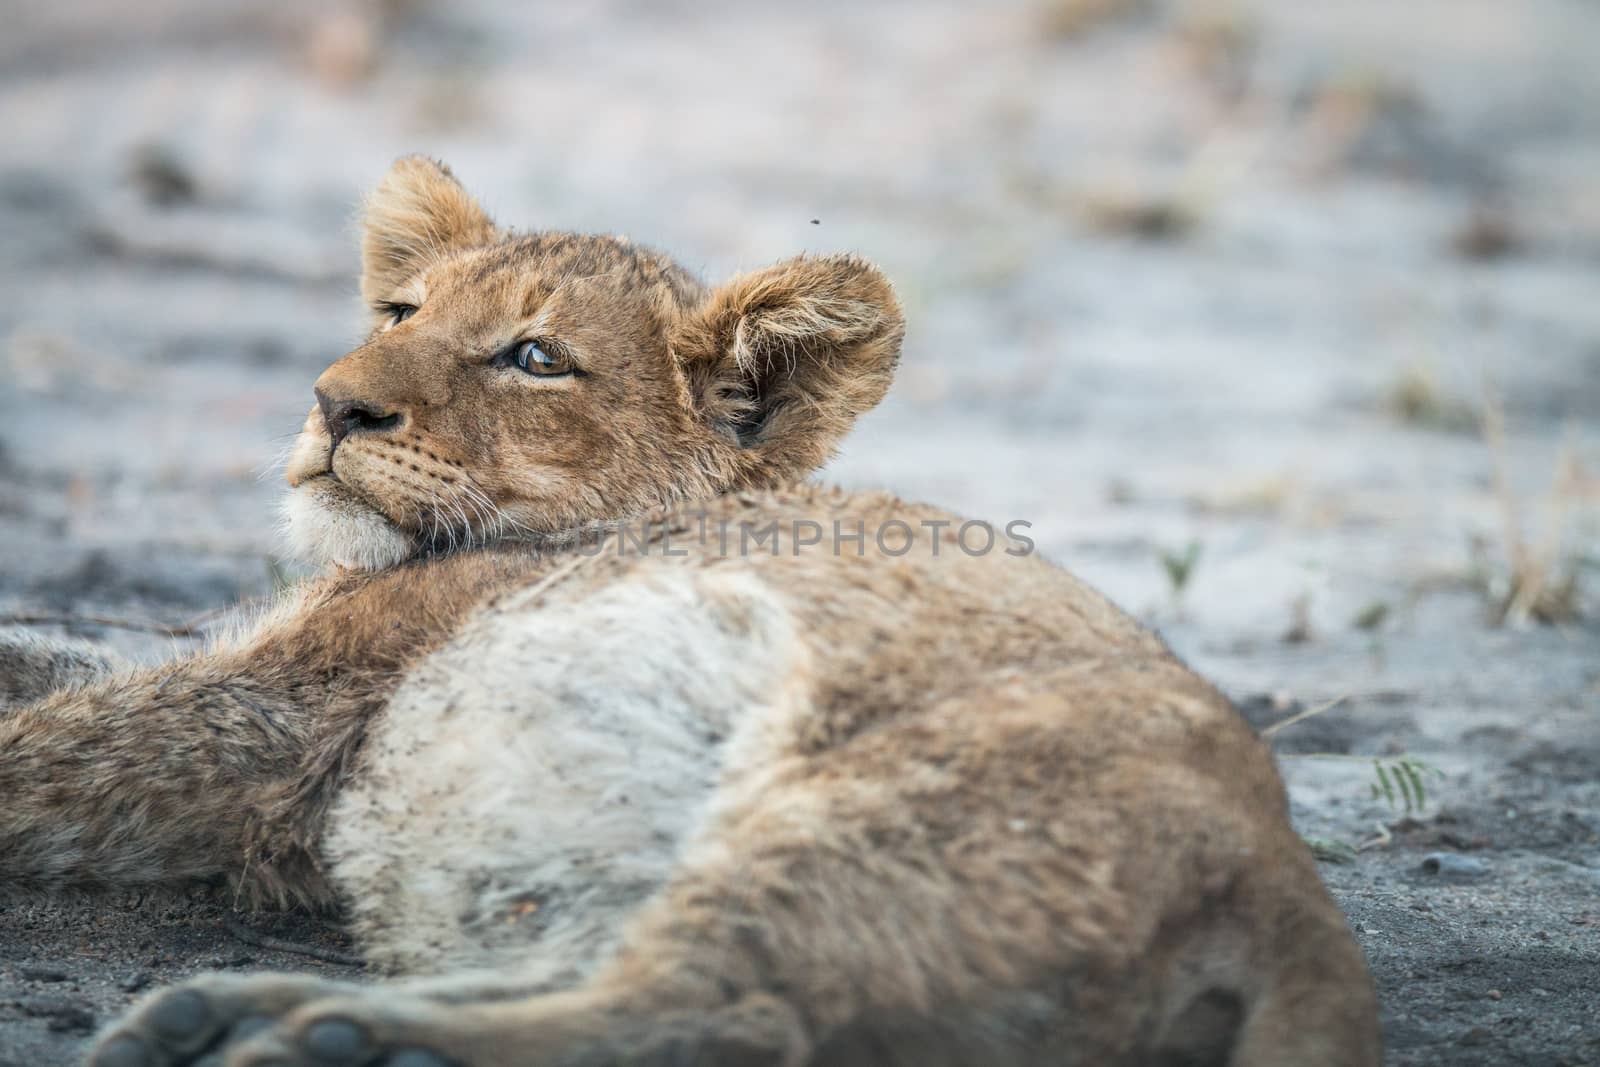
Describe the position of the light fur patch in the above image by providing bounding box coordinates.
[280,481,412,572]
[325,566,805,977]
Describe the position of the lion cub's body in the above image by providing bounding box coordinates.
[0,157,1379,1066]
[331,488,1248,986]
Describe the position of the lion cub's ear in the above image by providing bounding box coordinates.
[674,254,904,481]
[360,156,499,305]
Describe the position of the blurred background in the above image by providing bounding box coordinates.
[0,2,1597,1063]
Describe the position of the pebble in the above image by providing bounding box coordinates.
[119,971,153,994]
[206,953,256,969]
[17,964,69,983]
[1420,852,1490,881]
[19,997,96,1034]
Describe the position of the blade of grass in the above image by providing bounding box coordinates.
[1261,694,1350,739]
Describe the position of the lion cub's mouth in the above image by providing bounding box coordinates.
[281,474,416,573]
[284,411,335,485]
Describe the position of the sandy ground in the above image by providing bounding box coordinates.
[1,1,1597,1063]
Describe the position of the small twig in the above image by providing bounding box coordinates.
[1479,384,1528,579]
[0,612,204,639]
[1357,821,1393,852]
[1277,752,1376,762]
[1261,694,1350,738]
[517,551,602,607]
[1507,435,1579,623]
[223,915,364,968]
[176,603,239,633]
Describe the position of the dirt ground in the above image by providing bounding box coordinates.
[1,1,1597,1064]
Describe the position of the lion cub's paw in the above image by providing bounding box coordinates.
[192,993,462,1067]
[216,994,801,1067]
[93,976,806,1067]
[93,979,806,1067]
[88,972,368,1067]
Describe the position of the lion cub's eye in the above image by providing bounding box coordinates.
[513,341,574,377]
[379,303,417,330]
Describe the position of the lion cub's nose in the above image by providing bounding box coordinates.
[316,387,403,449]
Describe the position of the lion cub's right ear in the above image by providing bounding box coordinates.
[360,156,499,305]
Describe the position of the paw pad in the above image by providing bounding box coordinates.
[386,1051,456,1067]
[148,990,212,1042]
[91,1034,152,1067]
[303,1017,373,1061]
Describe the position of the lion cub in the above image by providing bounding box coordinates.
[0,158,1378,1066]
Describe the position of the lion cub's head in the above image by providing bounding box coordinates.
[283,156,903,571]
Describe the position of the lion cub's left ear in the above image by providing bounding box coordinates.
[360,156,499,305]
[673,254,904,482]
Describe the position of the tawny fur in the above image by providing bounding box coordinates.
[0,157,1379,1067]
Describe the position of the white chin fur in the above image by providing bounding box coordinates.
[281,482,413,572]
